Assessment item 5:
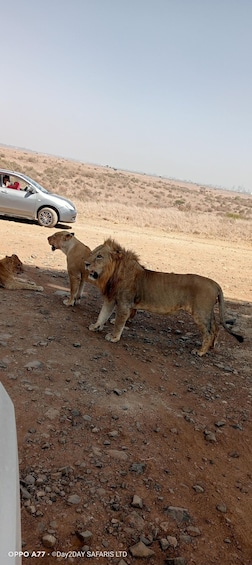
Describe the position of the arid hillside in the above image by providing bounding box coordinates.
[0,145,251,242]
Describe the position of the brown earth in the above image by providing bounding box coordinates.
[0,212,252,565]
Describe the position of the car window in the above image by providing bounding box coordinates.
[20,174,49,193]
[0,172,49,193]
[8,176,28,190]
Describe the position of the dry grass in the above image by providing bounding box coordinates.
[1,146,251,242]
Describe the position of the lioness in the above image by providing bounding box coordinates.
[47,231,91,306]
[0,255,43,291]
[85,238,243,356]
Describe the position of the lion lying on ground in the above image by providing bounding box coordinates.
[85,238,244,356]
[48,231,91,306]
[0,255,43,291]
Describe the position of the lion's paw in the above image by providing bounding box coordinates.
[191,348,204,357]
[36,286,44,292]
[105,333,120,343]
[63,298,74,306]
[89,323,102,332]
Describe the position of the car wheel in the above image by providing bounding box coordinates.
[37,207,58,228]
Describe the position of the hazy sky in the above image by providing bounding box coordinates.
[2,0,252,191]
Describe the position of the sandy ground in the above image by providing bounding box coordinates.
[0,215,252,565]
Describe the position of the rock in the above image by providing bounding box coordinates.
[179,534,192,544]
[24,360,42,369]
[215,421,226,427]
[186,526,201,537]
[45,408,60,420]
[96,488,106,497]
[113,388,123,395]
[231,423,243,430]
[108,430,119,437]
[192,484,204,493]
[130,462,146,474]
[216,503,227,513]
[160,538,169,550]
[24,474,36,486]
[36,490,46,498]
[124,510,145,530]
[20,486,32,500]
[42,534,56,548]
[0,333,12,341]
[41,442,50,450]
[54,290,68,297]
[165,506,191,523]
[167,536,178,548]
[140,535,153,546]
[26,505,36,514]
[107,449,128,461]
[91,446,102,456]
[204,430,217,442]
[67,494,81,505]
[76,530,93,542]
[129,541,155,558]
[182,406,194,414]
[131,495,143,508]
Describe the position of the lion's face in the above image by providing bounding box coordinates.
[85,241,119,283]
[48,231,75,251]
[5,254,24,274]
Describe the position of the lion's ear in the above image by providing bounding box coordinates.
[65,233,73,240]
[112,250,123,261]
[71,232,75,236]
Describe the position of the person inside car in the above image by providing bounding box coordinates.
[2,174,11,187]
[8,181,21,190]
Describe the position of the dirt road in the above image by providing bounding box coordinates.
[0,215,251,565]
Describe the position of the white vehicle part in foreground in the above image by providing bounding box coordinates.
[0,382,21,564]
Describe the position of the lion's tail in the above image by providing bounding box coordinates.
[217,286,244,343]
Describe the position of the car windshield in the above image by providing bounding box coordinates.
[20,173,49,193]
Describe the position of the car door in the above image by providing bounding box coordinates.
[0,186,37,219]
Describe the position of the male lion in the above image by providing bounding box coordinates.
[47,231,91,306]
[0,255,43,291]
[85,238,243,356]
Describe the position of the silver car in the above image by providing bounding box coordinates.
[0,169,77,228]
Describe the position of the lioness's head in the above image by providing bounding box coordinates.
[48,231,75,251]
[85,239,124,283]
[5,254,24,274]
